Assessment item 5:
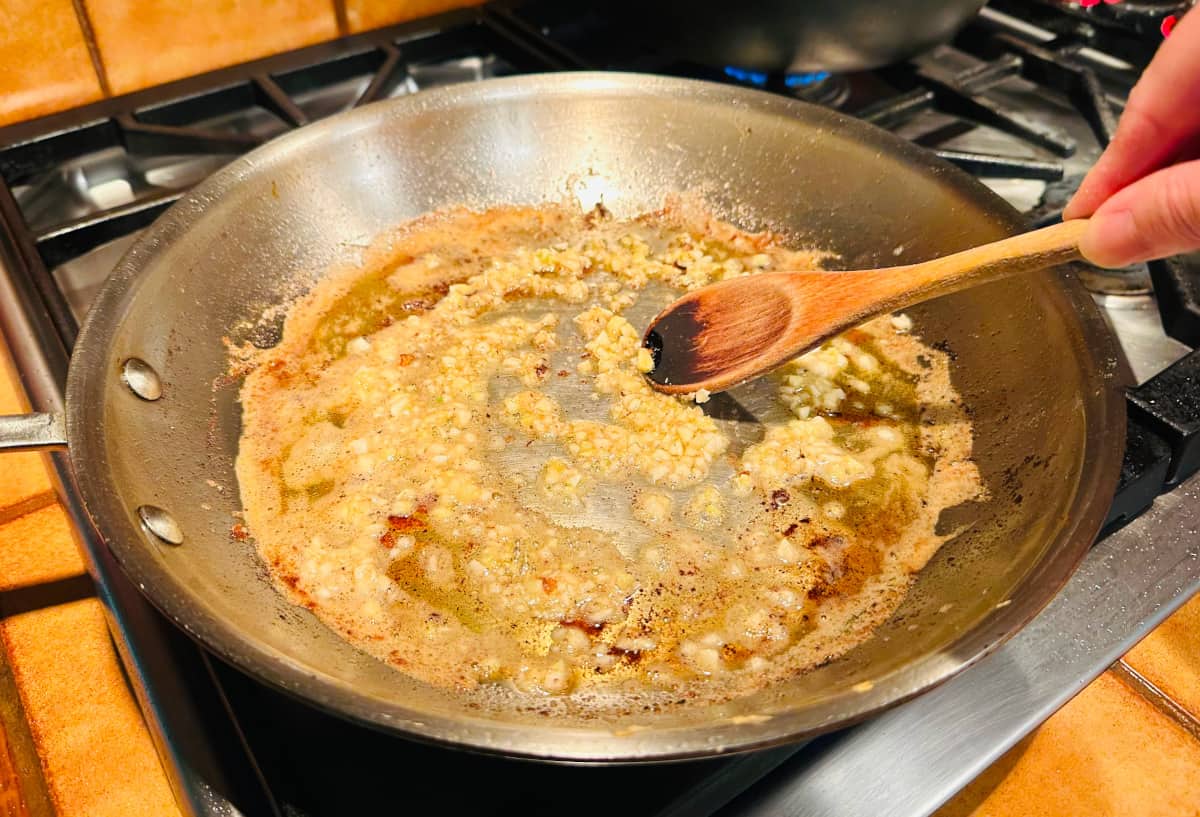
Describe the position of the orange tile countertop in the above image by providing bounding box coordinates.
[0,0,483,127]
[0,346,181,817]
[1,331,1199,814]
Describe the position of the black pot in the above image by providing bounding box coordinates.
[631,0,987,72]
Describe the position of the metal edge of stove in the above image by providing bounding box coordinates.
[718,482,1200,817]
[0,218,274,816]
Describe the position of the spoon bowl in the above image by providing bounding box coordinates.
[643,218,1090,394]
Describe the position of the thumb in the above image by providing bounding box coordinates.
[1078,158,1200,268]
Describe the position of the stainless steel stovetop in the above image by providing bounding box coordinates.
[0,2,1198,816]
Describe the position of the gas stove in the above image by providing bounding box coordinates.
[1,2,1198,816]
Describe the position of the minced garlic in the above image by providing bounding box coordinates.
[236,202,982,709]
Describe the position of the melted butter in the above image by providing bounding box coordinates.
[308,272,452,360]
[386,548,488,633]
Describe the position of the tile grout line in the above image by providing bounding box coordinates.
[0,721,29,817]
[69,0,112,98]
[1111,660,1200,742]
[0,492,56,530]
[0,623,56,817]
[332,0,350,37]
[0,575,95,620]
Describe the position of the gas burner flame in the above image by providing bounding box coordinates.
[722,66,768,87]
[722,67,832,88]
[785,71,832,88]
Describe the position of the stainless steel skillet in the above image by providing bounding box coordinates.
[0,73,1123,760]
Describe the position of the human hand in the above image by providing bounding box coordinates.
[1063,8,1200,268]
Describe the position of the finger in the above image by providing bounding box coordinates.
[1064,8,1200,219]
[1077,158,1200,268]
[1066,111,1200,219]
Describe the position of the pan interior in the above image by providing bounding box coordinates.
[69,74,1121,759]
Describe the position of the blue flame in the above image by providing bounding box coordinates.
[785,71,831,88]
[724,67,832,89]
[723,66,769,87]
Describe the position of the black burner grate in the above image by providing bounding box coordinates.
[1149,254,1200,346]
[0,7,581,345]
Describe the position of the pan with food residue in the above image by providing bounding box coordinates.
[0,74,1123,760]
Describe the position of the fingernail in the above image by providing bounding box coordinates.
[1079,208,1140,268]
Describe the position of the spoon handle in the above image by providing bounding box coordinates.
[873,218,1089,309]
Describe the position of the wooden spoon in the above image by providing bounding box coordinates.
[641,218,1089,395]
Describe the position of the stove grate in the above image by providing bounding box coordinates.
[1149,255,1200,347]
[1128,348,1200,486]
[0,9,579,347]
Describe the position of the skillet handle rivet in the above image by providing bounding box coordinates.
[138,505,183,545]
[122,358,163,401]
